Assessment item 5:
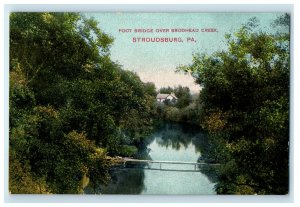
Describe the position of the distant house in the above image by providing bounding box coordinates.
[156,93,178,103]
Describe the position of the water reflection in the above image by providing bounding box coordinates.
[85,122,216,195]
[101,168,145,194]
[153,122,208,153]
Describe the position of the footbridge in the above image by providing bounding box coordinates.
[122,158,221,171]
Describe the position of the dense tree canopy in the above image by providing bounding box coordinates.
[178,16,290,194]
[9,12,156,193]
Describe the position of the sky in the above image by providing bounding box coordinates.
[85,13,284,93]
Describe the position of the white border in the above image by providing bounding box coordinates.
[1,1,298,206]
[2,4,294,12]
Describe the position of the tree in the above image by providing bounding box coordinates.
[143,82,157,97]
[178,15,290,194]
[174,85,192,109]
[159,86,174,94]
[9,12,156,193]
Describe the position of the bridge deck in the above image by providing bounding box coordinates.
[123,158,221,166]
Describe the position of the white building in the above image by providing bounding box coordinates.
[156,93,178,103]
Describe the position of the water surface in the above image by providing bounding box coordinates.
[85,123,216,194]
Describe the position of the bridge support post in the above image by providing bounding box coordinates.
[160,163,162,169]
[195,164,196,170]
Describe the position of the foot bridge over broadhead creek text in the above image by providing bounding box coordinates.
[115,157,222,172]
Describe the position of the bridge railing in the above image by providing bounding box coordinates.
[121,158,221,170]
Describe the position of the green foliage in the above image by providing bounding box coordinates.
[178,15,290,194]
[165,107,181,122]
[143,82,157,97]
[156,85,198,124]
[159,86,174,94]
[118,145,138,157]
[174,86,192,109]
[9,158,50,194]
[9,12,156,194]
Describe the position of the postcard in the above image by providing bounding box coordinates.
[9,12,290,195]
